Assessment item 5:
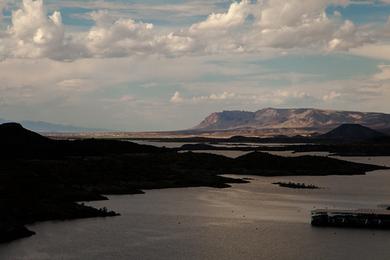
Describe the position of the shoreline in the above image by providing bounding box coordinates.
[0,124,387,244]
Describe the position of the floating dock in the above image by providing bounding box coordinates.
[311,209,390,229]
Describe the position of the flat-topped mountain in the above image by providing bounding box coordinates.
[192,108,390,132]
[318,124,387,140]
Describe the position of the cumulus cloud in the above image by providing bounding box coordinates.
[327,20,373,51]
[170,91,184,103]
[169,89,319,106]
[2,0,66,59]
[171,91,238,104]
[86,10,156,57]
[190,0,250,32]
[247,0,372,51]
[323,91,341,101]
[171,91,240,104]
[0,0,381,60]
[186,0,371,54]
[192,91,237,102]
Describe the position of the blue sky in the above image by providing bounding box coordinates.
[327,2,390,24]
[1,0,390,130]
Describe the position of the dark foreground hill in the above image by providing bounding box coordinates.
[170,124,390,156]
[0,122,50,145]
[0,123,164,157]
[318,124,386,140]
[0,118,106,132]
[0,123,386,243]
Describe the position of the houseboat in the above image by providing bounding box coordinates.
[311,209,390,228]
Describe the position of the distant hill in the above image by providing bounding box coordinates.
[318,124,387,140]
[192,108,390,133]
[0,118,107,132]
[0,122,164,158]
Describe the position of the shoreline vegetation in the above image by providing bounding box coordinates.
[0,123,388,243]
[273,182,321,189]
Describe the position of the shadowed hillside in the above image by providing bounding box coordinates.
[0,123,165,158]
[0,123,50,145]
[318,124,386,140]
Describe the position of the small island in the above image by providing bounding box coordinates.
[273,182,320,189]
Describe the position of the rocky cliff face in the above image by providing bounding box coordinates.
[193,108,390,132]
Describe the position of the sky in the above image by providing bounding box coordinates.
[0,0,390,131]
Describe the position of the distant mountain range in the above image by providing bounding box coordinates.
[0,118,106,133]
[192,108,390,134]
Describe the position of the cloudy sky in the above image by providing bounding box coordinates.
[0,0,390,130]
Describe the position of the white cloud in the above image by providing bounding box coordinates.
[350,44,390,60]
[327,20,373,51]
[170,91,238,104]
[208,92,237,100]
[170,91,184,103]
[169,89,318,106]
[247,0,371,51]
[190,0,250,32]
[4,0,67,59]
[85,10,156,57]
[373,65,390,81]
[0,0,380,60]
[323,91,341,101]
[192,91,237,102]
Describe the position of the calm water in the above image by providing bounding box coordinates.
[132,141,315,149]
[1,154,390,260]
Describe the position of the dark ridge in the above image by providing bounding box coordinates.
[0,122,165,158]
[0,118,108,132]
[0,122,51,145]
[233,151,384,176]
[318,124,387,140]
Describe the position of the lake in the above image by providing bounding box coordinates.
[1,152,390,260]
